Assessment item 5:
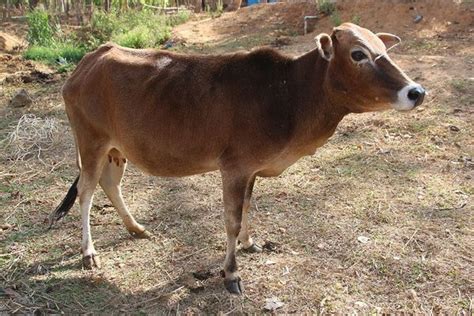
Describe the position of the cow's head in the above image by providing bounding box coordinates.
[316,23,425,112]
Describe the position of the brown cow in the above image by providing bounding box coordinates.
[50,23,425,294]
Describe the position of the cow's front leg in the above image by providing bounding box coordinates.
[238,175,262,253]
[220,171,253,295]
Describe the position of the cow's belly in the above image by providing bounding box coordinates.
[124,149,220,177]
[256,140,327,177]
[112,134,223,177]
[257,153,305,177]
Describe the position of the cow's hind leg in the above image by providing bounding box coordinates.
[99,151,150,238]
[78,146,109,269]
[220,171,253,295]
[238,175,262,253]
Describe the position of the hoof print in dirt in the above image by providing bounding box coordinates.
[180,273,205,293]
[192,269,214,281]
[262,241,280,253]
[9,89,32,108]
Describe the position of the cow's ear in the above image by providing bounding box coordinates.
[376,33,401,51]
[315,33,333,61]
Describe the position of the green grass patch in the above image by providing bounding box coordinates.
[318,0,336,15]
[450,78,473,94]
[23,8,191,69]
[24,44,86,72]
[112,25,171,49]
[24,44,86,64]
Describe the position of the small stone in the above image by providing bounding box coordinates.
[1,224,12,230]
[408,289,418,300]
[357,236,370,244]
[449,125,460,132]
[9,89,32,108]
[354,301,368,308]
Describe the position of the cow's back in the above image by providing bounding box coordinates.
[62,44,299,176]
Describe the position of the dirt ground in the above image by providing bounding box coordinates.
[1,1,473,314]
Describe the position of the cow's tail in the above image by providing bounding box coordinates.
[48,175,80,229]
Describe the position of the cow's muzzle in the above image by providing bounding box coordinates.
[407,86,425,107]
[394,83,426,111]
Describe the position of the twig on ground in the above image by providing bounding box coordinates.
[174,247,208,262]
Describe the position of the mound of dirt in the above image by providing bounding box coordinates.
[0,31,25,53]
[174,2,318,45]
[174,0,473,50]
[0,54,58,84]
[333,0,473,37]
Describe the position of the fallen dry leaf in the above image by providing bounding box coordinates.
[357,236,370,244]
[264,297,284,311]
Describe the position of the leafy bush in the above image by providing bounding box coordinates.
[318,0,336,15]
[24,8,190,68]
[92,9,176,49]
[27,9,55,46]
[351,15,361,25]
[90,10,119,43]
[168,9,191,26]
[330,10,342,26]
[113,24,171,48]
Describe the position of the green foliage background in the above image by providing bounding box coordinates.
[23,7,190,70]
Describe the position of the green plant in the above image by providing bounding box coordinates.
[24,8,190,68]
[318,0,336,15]
[205,0,223,18]
[27,9,55,46]
[24,44,86,65]
[113,25,153,48]
[330,10,342,26]
[90,10,120,42]
[351,14,361,25]
[216,0,224,13]
[168,9,191,26]
[112,25,171,48]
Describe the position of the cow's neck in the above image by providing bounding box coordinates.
[290,49,349,153]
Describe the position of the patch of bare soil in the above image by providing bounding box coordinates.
[0,31,26,53]
[1,1,473,314]
[175,0,473,54]
[174,2,317,52]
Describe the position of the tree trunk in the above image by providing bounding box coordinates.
[4,0,11,21]
[76,0,83,25]
[29,0,39,10]
[104,0,111,12]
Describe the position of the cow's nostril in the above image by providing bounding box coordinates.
[407,87,425,107]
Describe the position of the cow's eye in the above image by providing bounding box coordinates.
[351,50,368,62]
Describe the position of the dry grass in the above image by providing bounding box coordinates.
[1,14,473,315]
[1,114,64,163]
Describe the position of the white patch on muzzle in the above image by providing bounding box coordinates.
[393,83,423,111]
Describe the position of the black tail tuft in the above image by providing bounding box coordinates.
[48,176,79,229]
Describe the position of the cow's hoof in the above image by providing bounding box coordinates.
[129,229,153,239]
[242,243,262,253]
[83,255,100,269]
[224,277,243,295]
